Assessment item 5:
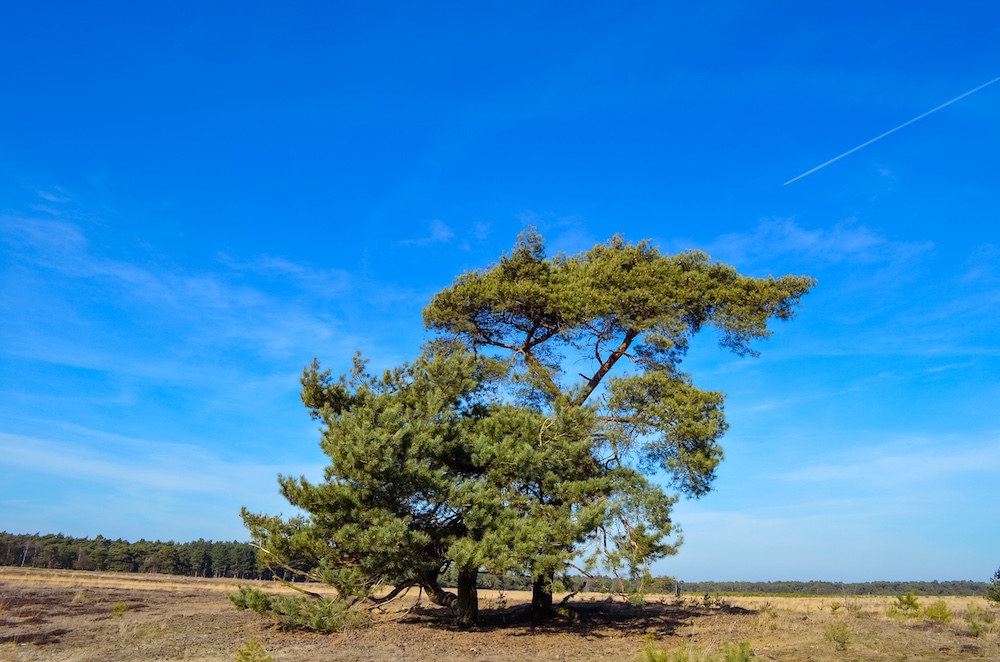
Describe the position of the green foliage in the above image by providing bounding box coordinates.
[110,601,128,618]
[964,603,997,637]
[702,592,727,609]
[922,600,952,623]
[228,585,369,633]
[626,591,647,610]
[830,601,842,613]
[638,636,752,662]
[720,641,753,662]
[243,231,814,626]
[639,636,690,662]
[823,622,852,650]
[0,531,261,578]
[887,591,921,619]
[229,585,273,613]
[988,567,1000,607]
[234,638,273,662]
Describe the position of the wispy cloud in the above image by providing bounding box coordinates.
[773,433,1000,486]
[0,425,323,541]
[0,214,366,363]
[399,219,455,246]
[37,190,72,204]
[691,217,932,270]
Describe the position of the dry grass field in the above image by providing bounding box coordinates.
[1,567,997,661]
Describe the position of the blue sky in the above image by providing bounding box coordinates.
[1,1,998,582]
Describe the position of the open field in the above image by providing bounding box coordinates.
[1,567,997,661]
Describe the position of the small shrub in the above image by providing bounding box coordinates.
[824,622,852,650]
[965,603,997,637]
[830,601,842,614]
[235,638,273,662]
[639,635,688,662]
[922,600,952,623]
[111,601,129,618]
[639,635,750,662]
[229,585,273,614]
[702,592,726,609]
[721,641,753,662]
[887,591,921,619]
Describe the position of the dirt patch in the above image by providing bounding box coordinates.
[0,568,998,661]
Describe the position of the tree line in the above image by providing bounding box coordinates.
[673,580,990,597]
[5,532,988,599]
[0,531,266,579]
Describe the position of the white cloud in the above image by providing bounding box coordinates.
[690,217,932,270]
[0,214,367,364]
[773,434,1000,485]
[0,428,316,495]
[399,219,455,246]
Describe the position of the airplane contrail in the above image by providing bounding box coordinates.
[784,75,1000,185]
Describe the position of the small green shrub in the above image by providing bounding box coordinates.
[887,591,921,619]
[235,638,273,662]
[702,592,726,609]
[720,641,753,662]
[229,585,273,614]
[824,622,852,650]
[627,591,648,610]
[638,635,751,662]
[830,601,842,613]
[640,635,691,662]
[111,601,129,618]
[922,600,952,623]
[964,603,997,637]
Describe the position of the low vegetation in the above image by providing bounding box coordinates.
[965,602,997,637]
[3,568,1000,661]
[235,638,274,662]
[823,622,852,650]
[228,585,371,633]
[639,637,753,662]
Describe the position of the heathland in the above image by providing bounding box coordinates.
[2,567,997,661]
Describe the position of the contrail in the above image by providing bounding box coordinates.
[784,75,1000,185]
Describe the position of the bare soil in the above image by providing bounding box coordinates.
[1,567,997,661]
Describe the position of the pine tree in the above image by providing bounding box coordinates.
[423,230,815,616]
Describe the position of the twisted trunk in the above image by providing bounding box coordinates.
[418,568,479,628]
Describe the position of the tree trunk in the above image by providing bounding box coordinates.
[531,573,554,620]
[455,567,479,628]
[416,568,478,628]
[420,577,458,610]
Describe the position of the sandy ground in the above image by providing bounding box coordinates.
[1,567,997,661]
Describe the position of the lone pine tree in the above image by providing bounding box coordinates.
[242,230,814,627]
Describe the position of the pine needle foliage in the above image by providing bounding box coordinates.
[228,585,370,633]
[241,231,814,626]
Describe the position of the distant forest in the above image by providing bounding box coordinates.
[1,532,988,596]
[672,580,989,597]
[1,532,267,579]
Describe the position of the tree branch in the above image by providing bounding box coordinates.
[575,329,639,406]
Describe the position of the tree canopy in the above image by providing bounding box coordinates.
[241,231,815,627]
